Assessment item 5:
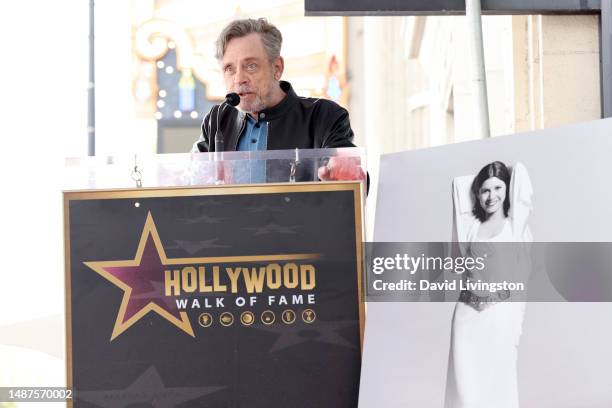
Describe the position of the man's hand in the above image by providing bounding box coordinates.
[318,156,366,181]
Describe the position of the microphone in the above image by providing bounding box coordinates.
[214,93,241,151]
[225,92,240,107]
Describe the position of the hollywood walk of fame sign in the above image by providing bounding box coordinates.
[64,182,364,407]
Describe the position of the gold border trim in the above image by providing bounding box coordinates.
[63,181,365,392]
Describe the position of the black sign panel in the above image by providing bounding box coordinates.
[305,0,601,15]
[64,183,364,408]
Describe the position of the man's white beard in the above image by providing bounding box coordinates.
[235,81,274,114]
[237,94,266,114]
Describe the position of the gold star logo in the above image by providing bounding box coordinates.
[84,212,194,340]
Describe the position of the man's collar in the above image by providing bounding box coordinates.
[255,81,297,121]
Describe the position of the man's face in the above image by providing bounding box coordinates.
[221,33,282,113]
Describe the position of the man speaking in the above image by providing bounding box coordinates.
[192,18,362,181]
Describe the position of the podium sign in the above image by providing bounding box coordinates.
[64,182,364,407]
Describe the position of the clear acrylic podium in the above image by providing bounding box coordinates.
[64,147,367,190]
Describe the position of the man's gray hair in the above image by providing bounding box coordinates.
[215,18,282,62]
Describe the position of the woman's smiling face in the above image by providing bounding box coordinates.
[478,176,507,217]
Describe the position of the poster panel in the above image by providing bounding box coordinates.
[360,118,612,407]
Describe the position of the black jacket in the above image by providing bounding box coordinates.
[193,81,356,152]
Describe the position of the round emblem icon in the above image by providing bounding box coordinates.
[281,309,296,324]
[220,312,234,327]
[302,309,316,324]
[261,310,276,325]
[240,311,255,326]
[198,313,213,328]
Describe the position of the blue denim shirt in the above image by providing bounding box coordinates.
[235,115,268,183]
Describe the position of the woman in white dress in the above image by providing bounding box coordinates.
[445,161,531,408]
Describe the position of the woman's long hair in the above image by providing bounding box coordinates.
[471,161,511,222]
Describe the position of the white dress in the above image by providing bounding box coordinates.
[444,219,526,408]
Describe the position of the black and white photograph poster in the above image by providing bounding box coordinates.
[360,118,612,408]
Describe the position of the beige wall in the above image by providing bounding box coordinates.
[513,15,601,132]
[347,14,602,150]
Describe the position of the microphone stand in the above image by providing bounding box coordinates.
[213,93,240,185]
[214,104,226,185]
